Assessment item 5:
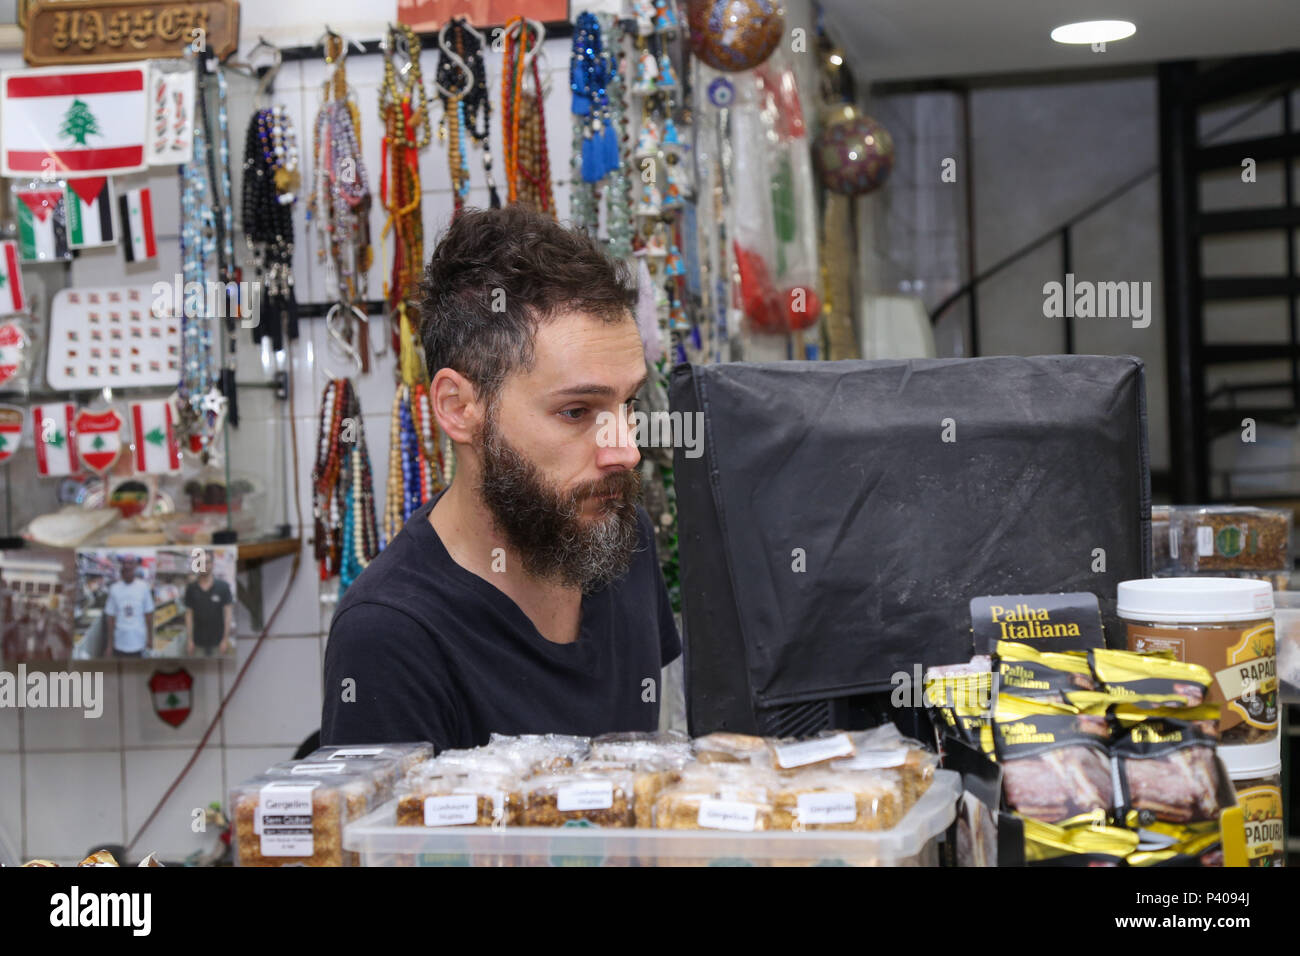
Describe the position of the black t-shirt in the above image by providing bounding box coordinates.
[184,578,232,648]
[321,496,682,750]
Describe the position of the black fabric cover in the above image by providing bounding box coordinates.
[671,355,1151,735]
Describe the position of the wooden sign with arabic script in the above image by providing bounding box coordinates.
[23,0,239,66]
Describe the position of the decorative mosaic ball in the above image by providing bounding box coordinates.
[816,105,895,196]
[687,0,784,73]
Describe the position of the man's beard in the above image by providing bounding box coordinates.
[477,414,642,593]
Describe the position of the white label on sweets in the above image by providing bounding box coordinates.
[773,733,854,769]
[556,780,614,812]
[796,792,858,825]
[290,762,347,775]
[1197,525,1213,557]
[836,749,907,770]
[424,794,479,826]
[697,799,760,832]
[327,748,383,760]
[257,783,316,857]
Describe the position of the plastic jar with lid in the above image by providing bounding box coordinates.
[1220,739,1285,867]
[1117,577,1276,744]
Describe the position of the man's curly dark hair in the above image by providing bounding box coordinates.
[418,206,637,408]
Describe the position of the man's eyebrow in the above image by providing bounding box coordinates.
[551,374,649,399]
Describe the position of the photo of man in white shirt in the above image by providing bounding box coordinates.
[104,555,155,658]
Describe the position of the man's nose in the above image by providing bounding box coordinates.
[597,410,642,469]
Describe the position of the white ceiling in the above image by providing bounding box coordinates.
[823,0,1300,84]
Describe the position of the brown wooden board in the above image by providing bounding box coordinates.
[23,0,238,66]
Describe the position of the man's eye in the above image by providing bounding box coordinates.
[559,407,587,422]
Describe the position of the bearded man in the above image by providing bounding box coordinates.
[321,207,681,748]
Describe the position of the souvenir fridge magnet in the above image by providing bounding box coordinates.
[146,60,196,167]
[0,240,27,315]
[0,406,22,465]
[0,406,23,547]
[119,186,157,262]
[129,398,182,474]
[149,668,193,727]
[63,176,116,248]
[0,320,31,388]
[74,406,123,476]
[0,63,149,178]
[47,285,180,389]
[33,402,79,477]
[11,181,72,262]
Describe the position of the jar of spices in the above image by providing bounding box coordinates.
[1117,577,1277,744]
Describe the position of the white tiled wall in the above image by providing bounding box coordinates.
[0,8,586,863]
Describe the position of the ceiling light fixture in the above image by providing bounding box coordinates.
[1050,20,1136,45]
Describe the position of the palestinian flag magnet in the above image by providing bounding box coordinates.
[13,185,70,262]
[64,176,115,247]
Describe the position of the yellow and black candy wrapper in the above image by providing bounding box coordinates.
[1089,648,1213,706]
[995,640,1098,703]
[1126,821,1224,867]
[992,692,1115,824]
[924,659,993,750]
[1112,703,1222,826]
[1021,813,1137,866]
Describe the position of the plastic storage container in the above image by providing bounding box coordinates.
[342,768,961,867]
[307,742,433,777]
[1220,739,1285,867]
[264,757,402,804]
[231,772,377,867]
[1118,577,1277,744]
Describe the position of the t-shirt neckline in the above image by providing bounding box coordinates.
[408,493,602,656]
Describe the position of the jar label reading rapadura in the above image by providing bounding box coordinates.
[1127,621,1277,734]
[1236,784,1285,866]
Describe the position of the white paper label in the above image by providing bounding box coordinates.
[290,762,346,775]
[328,748,384,760]
[257,783,315,857]
[556,780,614,811]
[797,792,858,825]
[773,734,854,769]
[1197,525,1213,557]
[836,749,907,770]
[697,799,760,831]
[424,794,479,826]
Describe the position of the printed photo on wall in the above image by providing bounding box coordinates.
[155,547,237,659]
[73,548,156,659]
[0,547,77,663]
[73,547,237,660]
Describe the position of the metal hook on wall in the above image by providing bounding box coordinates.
[434,19,476,99]
[322,302,366,380]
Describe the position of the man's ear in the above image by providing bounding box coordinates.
[430,368,482,444]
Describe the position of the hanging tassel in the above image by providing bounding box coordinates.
[488,181,501,208]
